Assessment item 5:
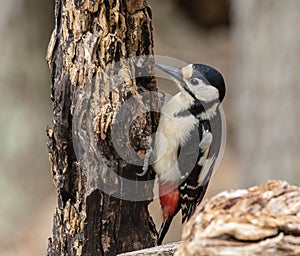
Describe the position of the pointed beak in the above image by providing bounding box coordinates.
[156,64,196,100]
[155,64,182,82]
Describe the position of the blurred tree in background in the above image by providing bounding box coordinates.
[232,0,300,186]
[0,0,54,253]
[175,0,230,28]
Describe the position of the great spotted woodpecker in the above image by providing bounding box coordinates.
[154,63,226,245]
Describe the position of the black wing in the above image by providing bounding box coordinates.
[178,108,223,222]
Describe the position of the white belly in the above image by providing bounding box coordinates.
[154,93,197,184]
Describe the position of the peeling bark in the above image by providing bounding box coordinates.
[175,180,300,256]
[46,1,158,255]
[119,181,300,256]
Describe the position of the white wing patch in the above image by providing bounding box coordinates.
[197,128,215,186]
[199,128,213,151]
[198,155,216,186]
[198,128,213,166]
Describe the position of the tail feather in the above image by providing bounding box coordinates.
[157,217,173,245]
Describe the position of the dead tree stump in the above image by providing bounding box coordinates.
[46,0,159,255]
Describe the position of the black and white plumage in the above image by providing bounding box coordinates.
[154,63,226,245]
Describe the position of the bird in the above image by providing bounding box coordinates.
[154,63,226,245]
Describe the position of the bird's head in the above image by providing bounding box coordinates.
[156,63,226,105]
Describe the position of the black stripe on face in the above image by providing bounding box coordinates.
[181,83,198,100]
[174,99,204,118]
[175,99,219,119]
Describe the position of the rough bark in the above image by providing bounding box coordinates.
[46,0,158,255]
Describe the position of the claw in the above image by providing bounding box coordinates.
[136,146,153,176]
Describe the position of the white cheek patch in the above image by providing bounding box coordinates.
[182,64,193,80]
[196,84,219,102]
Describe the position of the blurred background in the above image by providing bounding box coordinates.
[1,0,300,254]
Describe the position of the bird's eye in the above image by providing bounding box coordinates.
[190,78,199,86]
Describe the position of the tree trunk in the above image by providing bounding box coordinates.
[175,0,230,28]
[46,0,158,255]
[232,0,300,186]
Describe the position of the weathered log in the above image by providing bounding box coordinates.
[176,180,300,256]
[119,180,300,256]
[118,242,179,256]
